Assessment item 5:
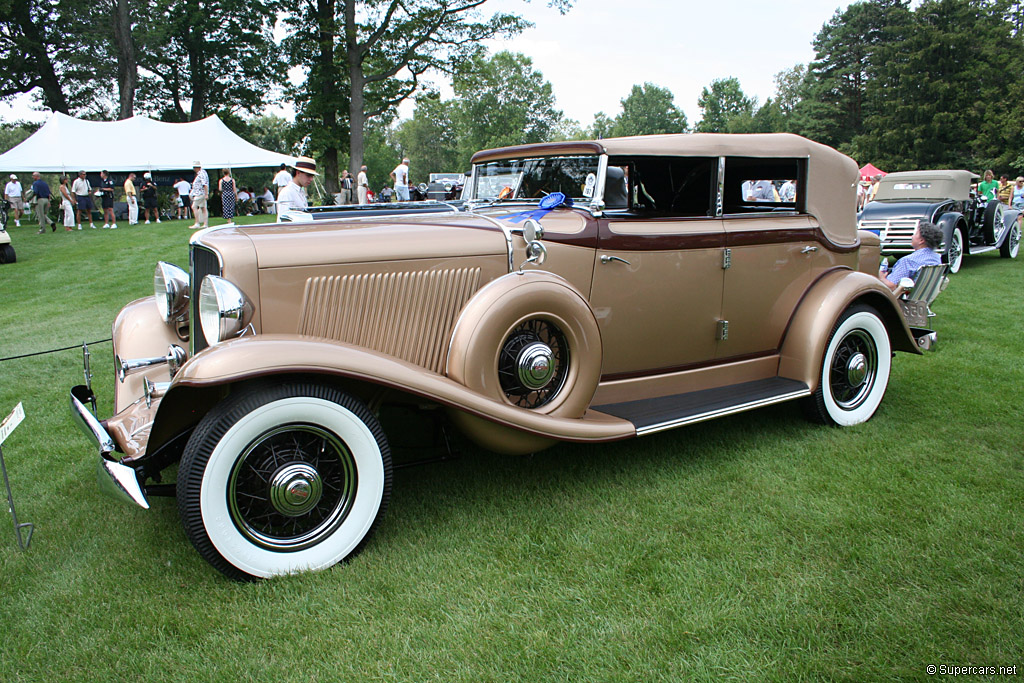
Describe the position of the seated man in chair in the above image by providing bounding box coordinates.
[879,221,943,291]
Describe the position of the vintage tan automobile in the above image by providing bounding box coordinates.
[70,134,925,580]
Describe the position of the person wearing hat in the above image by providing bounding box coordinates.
[277,156,317,213]
[5,174,24,227]
[71,170,97,230]
[189,161,210,229]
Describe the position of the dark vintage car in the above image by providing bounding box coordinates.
[858,170,1021,273]
[70,133,928,580]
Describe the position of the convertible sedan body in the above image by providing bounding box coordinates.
[70,133,924,580]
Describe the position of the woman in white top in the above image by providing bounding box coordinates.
[59,176,75,230]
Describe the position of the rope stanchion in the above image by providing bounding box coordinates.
[0,338,112,364]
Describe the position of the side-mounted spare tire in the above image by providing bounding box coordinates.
[446,271,602,419]
[983,200,1004,244]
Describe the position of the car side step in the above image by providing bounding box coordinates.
[594,377,811,436]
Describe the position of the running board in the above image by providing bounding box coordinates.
[594,377,811,436]
[968,245,997,255]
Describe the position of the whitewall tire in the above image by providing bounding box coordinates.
[805,305,892,427]
[178,382,391,580]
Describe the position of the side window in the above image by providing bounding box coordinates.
[606,156,717,217]
[722,157,806,214]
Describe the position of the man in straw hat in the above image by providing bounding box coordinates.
[277,156,318,213]
[189,161,210,229]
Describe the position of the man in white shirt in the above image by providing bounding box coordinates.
[71,170,97,229]
[273,164,292,212]
[4,174,23,226]
[357,165,369,205]
[277,156,318,212]
[390,157,410,201]
[174,177,192,220]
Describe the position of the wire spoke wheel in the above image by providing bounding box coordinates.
[228,424,357,551]
[497,318,569,409]
[827,329,878,411]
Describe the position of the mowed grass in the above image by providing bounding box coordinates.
[0,215,1022,682]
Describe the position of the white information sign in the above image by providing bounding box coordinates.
[0,403,25,446]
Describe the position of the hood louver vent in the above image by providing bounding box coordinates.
[298,268,482,373]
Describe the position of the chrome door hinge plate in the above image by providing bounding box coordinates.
[723,248,731,269]
[717,320,729,340]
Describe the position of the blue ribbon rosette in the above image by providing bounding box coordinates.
[505,192,573,223]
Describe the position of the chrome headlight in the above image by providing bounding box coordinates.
[198,275,254,347]
[154,262,190,322]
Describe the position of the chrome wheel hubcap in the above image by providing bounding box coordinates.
[846,352,868,388]
[830,329,878,410]
[269,462,323,517]
[517,342,555,390]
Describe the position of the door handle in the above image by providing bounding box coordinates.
[801,246,818,254]
[600,255,631,265]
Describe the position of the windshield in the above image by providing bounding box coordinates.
[471,155,602,202]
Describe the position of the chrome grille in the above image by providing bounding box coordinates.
[297,268,482,373]
[189,245,221,354]
[859,218,920,254]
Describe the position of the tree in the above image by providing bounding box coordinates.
[449,51,563,162]
[695,77,754,132]
[0,0,106,115]
[795,0,912,154]
[609,83,687,137]
[137,0,281,123]
[587,111,615,139]
[0,120,40,154]
[394,91,461,182]
[283,0,567,193]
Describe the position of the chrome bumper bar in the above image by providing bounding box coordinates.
[70,385,150,510]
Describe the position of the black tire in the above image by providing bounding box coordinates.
[177,381,392,581]
[999,221,1020,258]
[803,304,891,427]
[983,200,1004,243]
[0,243,15,264]
[943,226,963,274]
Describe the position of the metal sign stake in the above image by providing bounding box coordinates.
[0,403,32,550]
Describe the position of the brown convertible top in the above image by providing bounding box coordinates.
[471,133,860,246]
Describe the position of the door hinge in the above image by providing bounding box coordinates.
[722,248,731,269]
[717,320,729,340]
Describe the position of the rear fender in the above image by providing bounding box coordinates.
[146,335,633,458]
[778,270,920,391]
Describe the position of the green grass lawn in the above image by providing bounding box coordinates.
[1,217,1022,681]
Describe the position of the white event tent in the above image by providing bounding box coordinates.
[0,112,294,173]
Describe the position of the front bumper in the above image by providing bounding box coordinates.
[70,385,150,510]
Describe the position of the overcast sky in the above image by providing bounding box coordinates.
[478,0,855,126]
[1,0,855,128]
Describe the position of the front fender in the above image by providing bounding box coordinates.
[778,269,920,392]
[935,213,968,255]
[146,335,633,458]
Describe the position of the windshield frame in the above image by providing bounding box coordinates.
[467,153,609,214]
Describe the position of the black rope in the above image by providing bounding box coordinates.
[0,338,112,363]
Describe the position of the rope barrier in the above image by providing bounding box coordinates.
[0,338,112,363]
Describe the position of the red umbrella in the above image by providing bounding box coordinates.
[859,163,885,182]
